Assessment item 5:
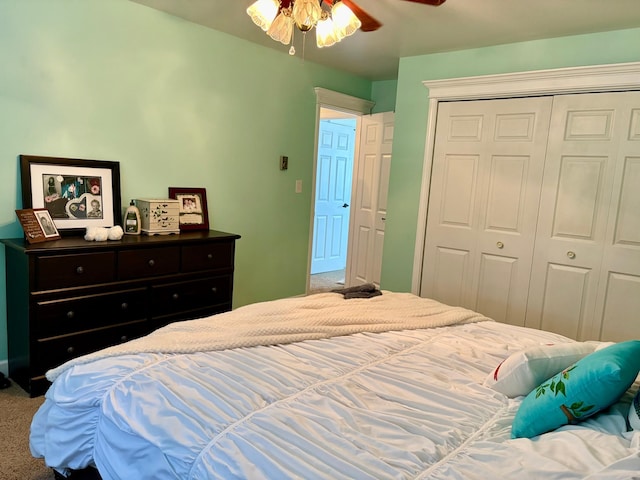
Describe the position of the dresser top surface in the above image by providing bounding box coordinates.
[1,230,241,254]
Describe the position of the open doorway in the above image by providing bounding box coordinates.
[309,108,357,293]
[308,88,392,295]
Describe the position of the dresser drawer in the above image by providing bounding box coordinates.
[34,288,148,338]
[118,247,180,280]
[151,275,232,318]
[33,320,150,375]
[36,252,116,290]
[181,242,234,273]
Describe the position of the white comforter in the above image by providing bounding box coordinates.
[30,293,640,479]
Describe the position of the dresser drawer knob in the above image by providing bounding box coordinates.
[172,293,180,301]
[121,302,128,310]
[120,335,128,342]
[211,287,218,294]
[66,311,75,319]
[207,253,213,260]
[76,266,84,275]
[67,346,75,354]
[148,259,156,267]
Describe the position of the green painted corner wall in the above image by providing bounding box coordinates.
[371,80,398,113]
[0,0,379,368]
[381,27,640,293]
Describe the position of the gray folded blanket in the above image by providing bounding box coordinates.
[332,283,382,299]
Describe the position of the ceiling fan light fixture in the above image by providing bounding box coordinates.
[267,8,294,45]
[292,0,322,32]
[246,0,279,32]
[247,0,374,56]
[316,12,338,48]
[331,1,361,39]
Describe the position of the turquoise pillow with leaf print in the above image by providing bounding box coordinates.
[511,340,640,439]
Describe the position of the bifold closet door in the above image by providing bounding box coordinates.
[420,97,552,326]
[525,92,640,341]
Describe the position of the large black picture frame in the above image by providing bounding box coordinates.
[20,155,122,237]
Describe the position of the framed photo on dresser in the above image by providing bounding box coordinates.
[15,208,61,243]
[20,155,122,236]
[168,187,209,231]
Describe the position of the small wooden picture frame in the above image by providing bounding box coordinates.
[16,208,61,243]
[168,187,210,231]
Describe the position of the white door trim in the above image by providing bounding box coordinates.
[314,87,375,115]
[412,61,640,294]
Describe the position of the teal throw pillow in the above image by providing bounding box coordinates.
[630,388,640,431]
[511,340,640,439]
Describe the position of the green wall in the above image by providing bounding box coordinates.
[382,27,640,292]
[371,79,398,113]
[0,0,376,370]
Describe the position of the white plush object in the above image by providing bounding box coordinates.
[84,227,109,241]
[483,342,597,398]
[84,226,123,242]
[107,225,124,240]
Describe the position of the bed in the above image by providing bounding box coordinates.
[30,291,640,479]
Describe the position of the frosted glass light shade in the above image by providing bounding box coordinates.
[268,11,294,45]
[292,0,322,32]
[331,1,361,39]
[247,0,279,32]
[316,16,337,48]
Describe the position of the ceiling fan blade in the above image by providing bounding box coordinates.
[341,0,383,32]
[324,0,383,32]
[402,0,447,5]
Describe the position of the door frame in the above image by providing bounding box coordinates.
[412,61,640,295]
[308,88,374,293]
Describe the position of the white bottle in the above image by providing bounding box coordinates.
[124,200,141,235]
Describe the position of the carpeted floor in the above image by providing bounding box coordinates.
[0,380,55,480]
[309,268,345,293]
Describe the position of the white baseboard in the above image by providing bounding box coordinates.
[0,360,7,377]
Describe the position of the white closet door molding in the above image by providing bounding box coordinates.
[412,62,640,294]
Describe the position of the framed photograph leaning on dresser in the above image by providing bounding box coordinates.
[15,208,61,243]
[20,155,122,236]
[168,187,209,231]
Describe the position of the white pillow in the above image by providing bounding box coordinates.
[484,342,597,398]
[629,389,640,431]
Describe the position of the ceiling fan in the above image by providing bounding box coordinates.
[328,0,447,32]
[247,0,447,53]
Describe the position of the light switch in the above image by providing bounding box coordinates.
[295,180,302,193]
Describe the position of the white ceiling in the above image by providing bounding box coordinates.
[130,0,640,80]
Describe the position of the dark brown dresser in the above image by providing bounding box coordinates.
[1,230,240,396]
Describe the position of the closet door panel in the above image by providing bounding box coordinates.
[599,273,640,341]
[526,92,640,340]
[538,263,592,340]
[594,102,640,340]
[476,254,518,324]
[431,247,470,307]
[421,97,552,325]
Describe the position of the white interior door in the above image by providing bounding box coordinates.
[525,91,640,341]
[348,112,394,288]
[420,97,552,326]
[311,119,356,274]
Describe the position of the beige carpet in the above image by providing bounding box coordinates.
[309,268,345,293]
[0,381,54,480]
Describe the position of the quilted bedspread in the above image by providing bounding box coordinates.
[46,291,486,381]
[31,292,640,479]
